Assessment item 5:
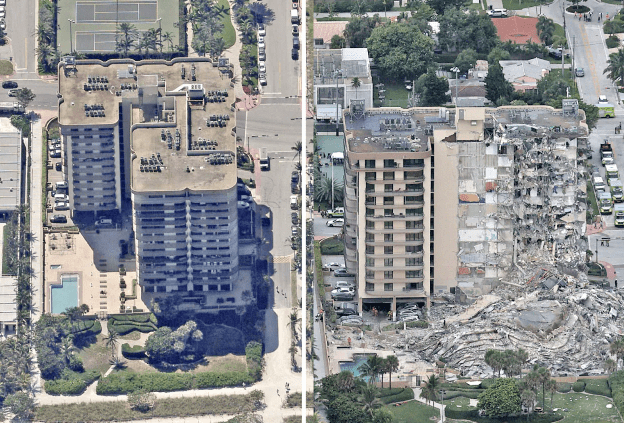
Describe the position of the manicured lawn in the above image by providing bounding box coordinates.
[119,331,142,341]
[552,392,620,423]
[387,400,439,423]
[218,0,236,49]
[376,81,411,108]
[76,334,114,375]
[0,60,13,75]
[195,354,248,373]
[503,0,551,10]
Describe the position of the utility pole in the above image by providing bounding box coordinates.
[572,35,576,88]
[563,2,567,77]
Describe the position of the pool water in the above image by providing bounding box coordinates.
[51,275,79,314]
[339,353,376,380]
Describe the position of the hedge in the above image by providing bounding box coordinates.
[557,382,572,393]
[246,341,263,381]
[377,388,406,397]
[44,378,87,395]
[109,313,157,324]
[72,319,102,337]
[443,390,482,399]
[444,407,480,420]
[378,388,414,404]
[572,381,586,392]
[584,378,612,397]
[121,343,146,359]
[97,370,254,395]
[108,313,158,335]
[610,371,624,415]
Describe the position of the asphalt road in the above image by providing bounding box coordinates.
[262,0,300,97]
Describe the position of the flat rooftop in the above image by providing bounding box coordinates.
[343,108,443,154]
[0,125,21,212]
[59,59,237,193]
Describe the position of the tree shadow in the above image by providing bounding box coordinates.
[250,3,276,25]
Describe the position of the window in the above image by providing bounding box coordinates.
[384,233,393,242]
[406,221,420,229]
[406,233,423,241]
[314,38,324,46]
[384,246,393,254]
[406,257,421,266]
[383,172,394,180]
[384,271,393,279]
[404,159,424,168]
[366,221,375,229]
[406,183,422,192]
[385,183,393,192]
[366,283,375,291]
[365,172,376,181]
[406,245,422,253]
[366,208,374,217]
[366,270,374,278]
[366,183,375,193]
[384,283,394,291]
[366,197,376,205]
[366,258,375,267]
[404,171,422,180]
[365,160,376,168]
[384,209,393,217]
[406,270,422,278]
[384,196,394,205]
[366,233,375,242]
[406,208,423,216]
[384,258,393,267]
[384,221,393,229]
[384,159,396,168]
[366,245,375,254]
[499,145,508,155]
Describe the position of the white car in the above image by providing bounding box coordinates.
[326,218,344,227]
[322,262,341,271]
[237,201,250,209]
[54,202,69,211]
[258,40,265,49]
[258,24,266,36]
[332,287,355,295]
[259,63,266,73]
[335,281,356,289]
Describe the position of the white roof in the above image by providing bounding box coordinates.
[606,164,618,171]
[0,277,16,323]
[341,48,369,62]
[316,104,342,119]
[331,152,344,160]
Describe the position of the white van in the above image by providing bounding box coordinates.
[95,218,112,226]
[487,8,507,17]
[55,181,68,189]
[54,193,68,201]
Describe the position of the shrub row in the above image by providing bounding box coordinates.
[44,378,87,395]
[246,341,263,381]
[72,319,102,337]
[572,381,586,392]
[96,370,254,395]
[443,389,482,399]
[584,378,611,397]
[378,388,414,404]
[108,313,158,335]
[610,371,624,415]
[377,387,406,397]
[121,343,146,359]
[109,313,157,324]
[557,382,572,393]
[444,407,480,420]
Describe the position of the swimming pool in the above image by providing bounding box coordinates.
[339,353,376,380]
[51,275,79,314]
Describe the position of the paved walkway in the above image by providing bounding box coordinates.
[30,117,43,323]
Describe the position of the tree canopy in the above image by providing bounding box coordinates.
[478,378,522,417]
[438,9,498,54]
[484,62,513,104]
[415,68,450,106]
[366,23,434,81]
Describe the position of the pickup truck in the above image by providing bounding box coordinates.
[601,141,614,165]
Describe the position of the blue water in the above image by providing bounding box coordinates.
[339,353,376,380]
[51,275,79,314]
[317,135,344,184]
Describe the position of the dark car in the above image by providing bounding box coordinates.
[293,37,300,50]
[292,48,298,60]
[2,81,17,89]
[50,214,67,224]
[291,171,299,183]
[334,268,356,277]
[55,162,62,171]
[336,307,358,317]
[291,212,298,224]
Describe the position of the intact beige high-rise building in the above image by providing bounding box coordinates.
[342,100,588,315]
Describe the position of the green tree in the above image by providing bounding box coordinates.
[292,141,302,161]
[427,0,467,15]
[327,396,369,423]
[127,389,156,412]
[372,408,393,423]
[104,329,119,358]
[438,9,498,54]
[421,374,440,405]
[351,77,361,100]
[536,16,555,46]
[611,337,624,370]
[4,391,34,420]
[366,23,434,81]
[485,350,503,377]
[330,34,346,49]
[15,88,36,108]
[478,378,522,418]
[454,48,478,74]
[314,176,344,205]
[357,384,383,417]
[416,68,450,106]
[520,388,536,416]
[569,0,587,12]
[484,62,513,104]
[116,23,137,57]
[605,358,618,375]
[605,48,624,87]
[344,15,382,48]
[535,365,551,408]
[579,101,599,130]
[487,46,510,64]
[337,370,356,392]
[385,355,399,389]
[359,354,384,385]
[547,379,558,408]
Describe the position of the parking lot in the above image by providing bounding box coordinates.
[45,136,73,227]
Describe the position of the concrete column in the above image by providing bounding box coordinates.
[392,297,397,322]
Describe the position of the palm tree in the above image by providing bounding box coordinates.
[422,374,440,403]
[162,31,174,55]
[520,388,536,418]
[337,371,356,392]
[485,349,503,377]
[109,355,127,370]
[116,23,137,57]
[287,309,301,336]
[351,77,361,100]
[385,355,399,389]
[359,354,383,385]
[210,37,226,58]
[605,49,624,87]
[357,385,383,417]
[547,379,557,408]
[104,329,120,358]
[536,16,555,46]
[378,358,387,388]
[536,366,551,408]
[313,176,344,205]
[292,141,302,160]
[610,337,624,370]
[604,358,617,375]
[60,336,76,365]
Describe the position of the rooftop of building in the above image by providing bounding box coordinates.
[313,21,349,43]
[0,121,21,212]
[313,48,372,85]
[491,16,540,45]
[58,59,237,193]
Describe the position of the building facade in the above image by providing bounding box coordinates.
[342,101,588,315]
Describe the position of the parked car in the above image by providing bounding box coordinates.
[292,48,298,60]
[8,89,18,97]
[258,24,266,36]
[336,307,358,316]
[338,315,364,325]
[400,315,420,322]
[335,280,356,289]
[291,171,300,183]
[291,212,298,224]
[238,201,251,209]
[258,52,266,62]
[334,267,355,277]
[55,162,62,171]
[50,214,67,223]
[575,68,585,77]
[326,218,344,227]
[293,36,300,50]
[322,262,341,271]
[292,25,298,35]
[54,202,69,211]
[332,287,355,295]
[1,80,16,89]
[259,73,267,86]
[55,181,68,189]
[332,292,355,301]
[259,63,266,73]
[50,150,61,158]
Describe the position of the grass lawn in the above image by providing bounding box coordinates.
[1,223,14,276]
[552,392,620,423]
[218,0,236,49]
[119,331,142,341]
[442,395,473,408]
[387,400,439,423]
[376,81,410,108]
[503,0,551,10]
[194,354,247,373]
[320,236,344,255]
[467,1,484,12]
[76,334,114,375]
[0,60,13,75]
[588,181,600,217]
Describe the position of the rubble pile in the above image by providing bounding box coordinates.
[407,281,624,378]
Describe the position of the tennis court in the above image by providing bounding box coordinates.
[76,1,158,23]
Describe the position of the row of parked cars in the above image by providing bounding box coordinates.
[257,22,267,86]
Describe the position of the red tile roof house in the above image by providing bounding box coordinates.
[491,16,540,45]
[313,21,349,49]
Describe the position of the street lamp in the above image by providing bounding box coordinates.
[334,68,343,136]
[450,67,460,105]
[157,18,162,55]
[331,153,335,212]
[439,390,447,423]
[68,19,75,54]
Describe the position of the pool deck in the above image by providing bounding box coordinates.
[45,229,146,316]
